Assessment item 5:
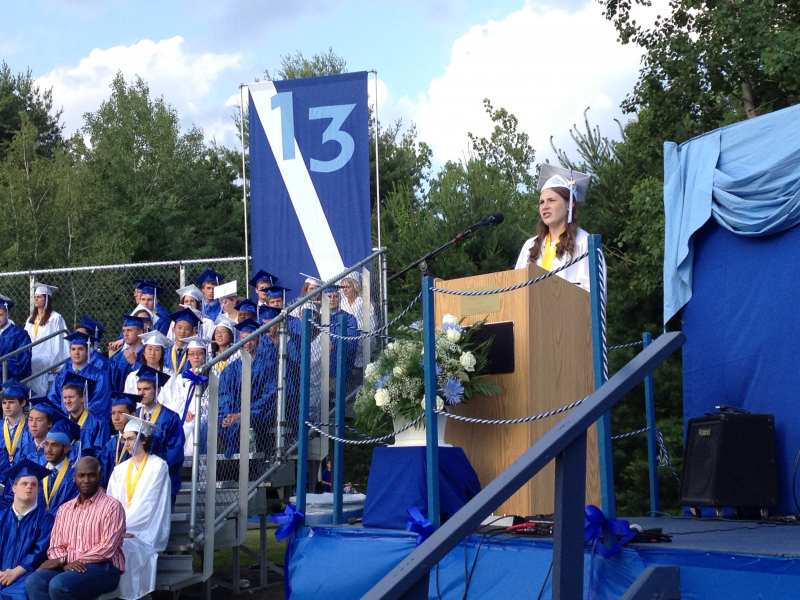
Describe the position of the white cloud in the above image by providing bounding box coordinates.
[36,36,241,143]
[384,0,661,168]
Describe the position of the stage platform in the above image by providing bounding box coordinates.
[285,516,800,599]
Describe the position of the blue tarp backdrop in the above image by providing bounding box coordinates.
[663,103,800,324]
[682,220,800,515]
[248,72,372,296]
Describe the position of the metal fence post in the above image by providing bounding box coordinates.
[361,266,372,368]
[421,276,440,529]
[333,311,348,524]
[297,309,312,522]
[179,263,186,288]
[276,316,288,460]
[29,275,34,312]
[189,381,205,544]
[238,349,252,546]
[642,332,660,514]
[202,373,220,581]
[589,234,616,521]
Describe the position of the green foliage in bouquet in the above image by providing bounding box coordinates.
[354,314,502,431]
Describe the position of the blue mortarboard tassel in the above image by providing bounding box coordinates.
[273,503,305,541]
[406,507,434,546]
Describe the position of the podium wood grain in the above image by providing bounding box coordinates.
[434,263,600,516]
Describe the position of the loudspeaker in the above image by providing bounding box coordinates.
[680,412,778,510]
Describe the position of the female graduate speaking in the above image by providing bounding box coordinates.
[515,164,602,292]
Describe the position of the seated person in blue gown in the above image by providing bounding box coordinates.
[257,305,299,428]
[233,298,257,323]
[0,460,55,600]
[163,309,199,375]
[75,315,110,375]
[138,282,170,336]
[264,285,303,337]
[135,366,184,502]
[40,425,80,516]
[60,372,109,459]
[1,380,34,477]
[21,397,64,466]
[249,269,279,310]
[218,319,275,458]
[108,315,146,393]
[0,294,32,381]
[196,269,225,322]
[100,393,138,487]
[48,332,111,422]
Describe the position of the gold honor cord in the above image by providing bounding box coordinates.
[3,415,26,462]
[542,233,556,271]
[115,434,127,465]
[172,345,188,373]
[43,459,70,509]
[125,454,148,508]
[73,409,89,428]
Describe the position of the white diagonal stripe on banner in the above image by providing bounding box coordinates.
[249,83,346,279]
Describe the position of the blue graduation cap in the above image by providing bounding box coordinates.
[266,285,291,299]
[0,293,15,310]
[62,371,96,401]
[29,396,66,419]
[234,318,260,335]
[122,314,147,329]
[234,299,258,314]
[78,315,105,341]
[65,331,92,347]
[139,283,165,297]
[49,413,81,446]
[5,459,51,483]
[196,269,225,286]
[323,285,343,294]
[111,391,141,411]
[1,378,31,400]
[135,279,157,290]
[249,269,279,289]
[258,305,281,322]
[169,308,200,326]
[136,364,171,389]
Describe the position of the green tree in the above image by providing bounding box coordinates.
[0,62,64,160]
[265,47,347,81]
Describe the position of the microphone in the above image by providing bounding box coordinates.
[456,214,504,240]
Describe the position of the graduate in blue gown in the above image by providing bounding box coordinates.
[75,315,111,375]
[59,372,109,459]
[249,269,279,311]
[163,309,199,375]
[108,314,146,392]
[38,427,79,515]
[263,285,304,336]
[48,332,112,422]
[196,269,225,322]
[134,366,184,500]
[325,286,360,378]
[138,282,171,336]
[0,295,32,382]
[18,397,63,467]
[0,460,55,600]
[1,380,34,478]
[100,392,137,487]
[218,319,275,458]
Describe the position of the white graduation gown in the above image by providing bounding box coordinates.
[124,366,175,397]
[163,370,215,456]
[24,311,69,395]
[514,227,606,294]
[108,454,171,600]
[341,296,376,368]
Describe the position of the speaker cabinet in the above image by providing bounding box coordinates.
[680,413,778,510]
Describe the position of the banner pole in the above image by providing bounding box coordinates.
[369,70,389,333]
[239,84,251,297]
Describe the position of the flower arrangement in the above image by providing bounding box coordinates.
[354,314,502,431]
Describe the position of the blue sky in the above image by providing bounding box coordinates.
[2,0,660,165]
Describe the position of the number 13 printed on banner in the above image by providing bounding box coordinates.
[271,91,356,173]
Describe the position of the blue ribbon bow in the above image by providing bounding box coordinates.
[273,503,305,541]
[406,507,434,546]
[584,505,637,600]
[181,371,209,423]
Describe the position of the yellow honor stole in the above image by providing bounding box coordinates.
[125,454,148,508]
[115,433,128,465]
[43,459,70,509]
[3,415,26,462]
[72,409,89,428]
[541,233,556,271]
[139,403,162,424]
[33,317,41,339]
[172,345,188,373]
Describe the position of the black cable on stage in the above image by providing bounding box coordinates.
[536,561,553,600]
[461,534,485,600]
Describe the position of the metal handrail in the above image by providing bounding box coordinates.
[21,358,69,385]
[199,248,387,373]
[0,256,250,278]
[1,327,69,382]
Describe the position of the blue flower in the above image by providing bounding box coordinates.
[410,320,423,331]
[418,360,443,376]
[441,378,464,405]
[442,321,462,333]
[376,374,391,389]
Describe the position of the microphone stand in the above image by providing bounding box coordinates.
[387,223,484,283]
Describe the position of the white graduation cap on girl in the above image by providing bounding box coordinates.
[123,413,162,455]
[176,284,205,305]
[139,330,170,347]
[537,164,591,224]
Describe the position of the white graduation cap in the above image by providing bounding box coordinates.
[139,330,170,347]
[180,335,211,350]
[33,282,58,296]
[123,413,162,455]
[300,272,324,287]
[176,284,205,304]
[537,164,591,224]
[130,304,156,324]
[214,280,238,300]
[213,314,237,334]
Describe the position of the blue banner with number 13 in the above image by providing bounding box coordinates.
[248,72,371,296]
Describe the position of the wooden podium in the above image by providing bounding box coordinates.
[434,263,600,516]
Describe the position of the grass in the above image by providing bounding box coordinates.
[192,528,288,571]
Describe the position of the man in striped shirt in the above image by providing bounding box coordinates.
[26,456,126,600]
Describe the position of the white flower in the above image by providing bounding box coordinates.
[457,370,470,382]
[393,365,405,377]
[442,314,459,328]
[420,395,445,410]
[460,352,477,372]
[365,363,378,378]
[375,388,390,407]
[445,328,462,343]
